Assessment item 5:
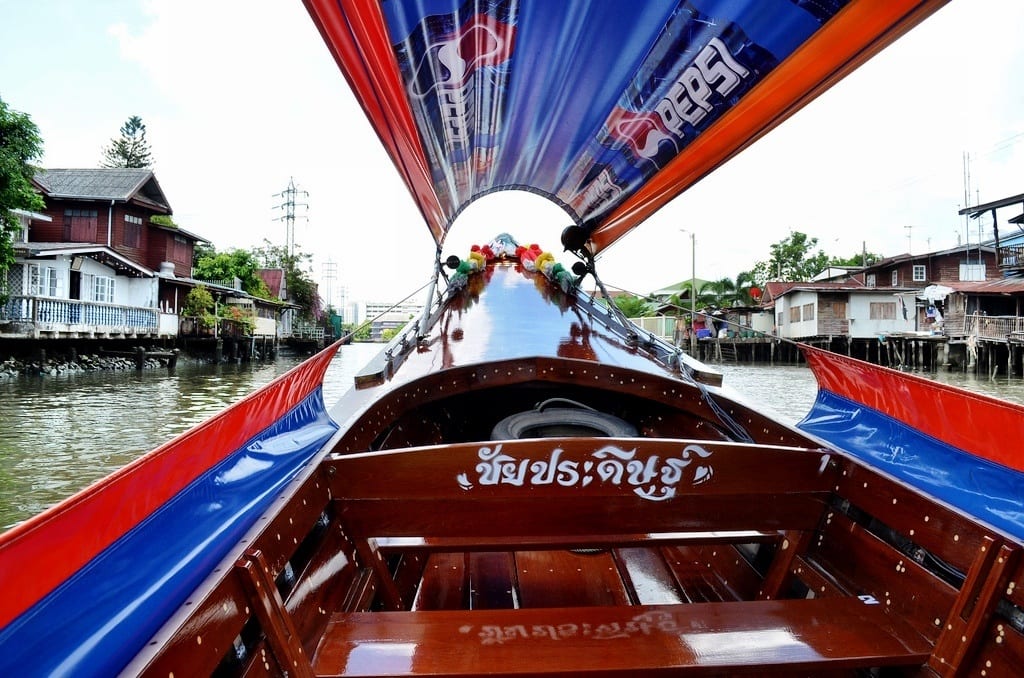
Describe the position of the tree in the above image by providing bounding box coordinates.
[612,294,652,318]
[831,250,883,267]
[0,98,45,298]
[703,277,737,307]
[181,285,216,330]
[192,247,273,299]
[731,271,757,306]
[100,115,153,168]
[252,240,322,321]
[750,231,830,285]
[674,279,717,311]
[151,214,178,229]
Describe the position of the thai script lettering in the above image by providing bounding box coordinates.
[462,611,682,644]
[456,443,713,501]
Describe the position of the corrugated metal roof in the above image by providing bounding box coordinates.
[947,277,1024,294]
[257,269,286,298]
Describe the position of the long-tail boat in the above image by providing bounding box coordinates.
[4,1,1024,675]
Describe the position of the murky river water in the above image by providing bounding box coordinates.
[0,343,382,531]
[3,346,1024,531]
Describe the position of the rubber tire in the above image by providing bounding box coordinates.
[490,407,637,440]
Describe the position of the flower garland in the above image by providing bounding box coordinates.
[446,233,576,293]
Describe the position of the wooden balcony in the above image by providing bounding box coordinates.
[998,243,1024,271]
[963,313,1024,341]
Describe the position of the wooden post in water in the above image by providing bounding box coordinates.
[135,346,145,370]
[168,349,179,369]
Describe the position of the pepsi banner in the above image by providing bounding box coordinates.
[307,0,948,250]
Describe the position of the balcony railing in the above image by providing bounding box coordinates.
[963,313,1024,341]
[177,316,253,338]
[998,244,1024,270]
[1,296,158,334]
[291,323,325,341]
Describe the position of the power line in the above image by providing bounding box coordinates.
[272,177,309,259]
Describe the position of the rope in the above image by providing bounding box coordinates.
[335,278,434,345]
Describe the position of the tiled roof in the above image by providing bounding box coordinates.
[34,168,171,212]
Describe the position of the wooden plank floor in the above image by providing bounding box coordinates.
[404,545,749,611]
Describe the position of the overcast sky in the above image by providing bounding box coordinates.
[3,1,1022,305]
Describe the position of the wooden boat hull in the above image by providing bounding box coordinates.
[9,0,1024,674]
[118,261,1022,676]
[2,257,1024,676]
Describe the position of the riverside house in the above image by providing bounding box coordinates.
[0,168,298,347]
[759,243,1012,367]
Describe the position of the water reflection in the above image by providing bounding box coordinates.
[3,347,1023,531]
[0,343,382,531]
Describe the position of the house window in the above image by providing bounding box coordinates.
[169,234,189,261]
[866,273,876,288]
[777,312,784,326]
[891,270,899,286]
[789,306,801,322]
[93,276,115,303]
[912,265,926,282]
[63,208,99,241]
[960,262,985,281]
[29,264,59,297]
[802,303,815,321]
[869,302,897,320]
[824,301,847,318]
[124,214,143,248]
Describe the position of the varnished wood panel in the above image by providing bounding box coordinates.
[811,511,956,643]
[834,456,998,574]
[465,552,517,610]
[514,550,629,608]
[411,553,467,610]
[312,598,930,676]
[615,547,685,605]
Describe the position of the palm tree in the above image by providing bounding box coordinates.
[704,277,737,308]
[732,271,756,306]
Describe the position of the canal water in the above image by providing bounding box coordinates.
[3,346,1024,531]
[0,343,382,532]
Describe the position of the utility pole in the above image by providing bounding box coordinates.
[322,259,338,311]
[680,229,696,356]
[273,177,309,259]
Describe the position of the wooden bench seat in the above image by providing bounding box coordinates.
[311,597,931,676]
[327,438,839,611]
